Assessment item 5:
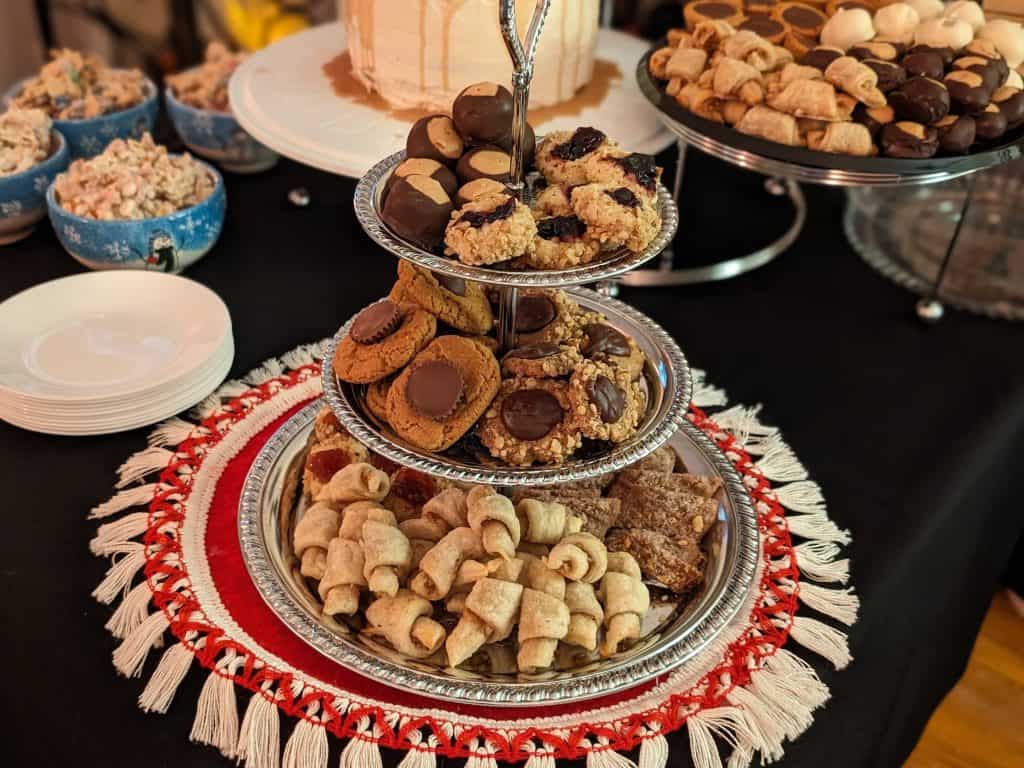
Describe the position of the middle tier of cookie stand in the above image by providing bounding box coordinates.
[322,287,692,486]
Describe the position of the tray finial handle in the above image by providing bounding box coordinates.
[499,0,552,195]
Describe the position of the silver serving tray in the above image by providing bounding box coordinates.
[238,401,759,706]
[321,288,692,486]
[353,150,680,288]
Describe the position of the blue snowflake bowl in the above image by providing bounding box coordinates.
[165,85,278,174]
[2,77,159,159]
[46,159,226,273]
[0,130,70,245]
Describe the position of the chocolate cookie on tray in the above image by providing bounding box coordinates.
[478,377,583,465]
[390,261,494,335]
[386,335,500,452]
[334,299,437,384]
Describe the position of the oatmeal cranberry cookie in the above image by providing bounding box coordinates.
[535,127,619,187]
[531,184,574,217]
[501,342,582,379]
[386,335,500,452]
[524,215,602,270]
[567,360,644,444]
[390,261,494,334]
[444,192,537,266]
[571,183,661,253]
[584,151,663,201]
[579,322,646,380]
[333,299,437,384]
[478,378,582,465]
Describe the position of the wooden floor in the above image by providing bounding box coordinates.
[905,592,1024,768]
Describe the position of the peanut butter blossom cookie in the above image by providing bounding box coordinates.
[501,342,583,379]
[568,360,644,444]
[386,335,500,452]
[478,378,582,465]
[390,261,494,335]
[334,300,437,384]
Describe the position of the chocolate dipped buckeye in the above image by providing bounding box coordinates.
[455,178,508,207]
[907,44,955,68]
[406,114,464,166]
[386,157,459,200]
[456,146,512,185]
[800,46,845,71]
[405,360,464,420]
[500,389,563,441]
[944,70,991,114]
[903,51,945,81]
[888,77,950,124]
[880,121,939,158]
[973,104,1008,141]
[452,82,514,145]
[934,114,976,154]
[381,175,454,250]
[993,86,1024,129]
[853,104,895,138]
[494,121,537,167]
[849,41,902,62]
[863,59,907,93]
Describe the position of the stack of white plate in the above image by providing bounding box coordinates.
[0,271,233,436]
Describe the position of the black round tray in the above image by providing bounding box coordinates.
[636,42,1024,187]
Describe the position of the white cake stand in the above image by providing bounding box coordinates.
[229,22,675,178]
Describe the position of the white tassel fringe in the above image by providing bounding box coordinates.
[191,665,240,757]
[139,641,194,713]
[282,717,329,768]
[105,579,152,638]
[793,542,850,584]
[90,512,150,555]
[638,733,668,768]
[788,616,853,670]
[92,543,146,603]
[90,482,164,519]
[113,609,170,677]
[797,583,860,626]
[237,688,280,768]
[116,447,176,488]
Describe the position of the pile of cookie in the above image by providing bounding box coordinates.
[294,407,721,670]
[650,15,1024,158]
[379,81,664,269]
[331,263,650,466]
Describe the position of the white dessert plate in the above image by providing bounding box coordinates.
[230,23,675,179]
[0,272,231,403]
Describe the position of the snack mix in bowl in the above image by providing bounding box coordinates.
[0,107,70,244]
[6,49,158,158]
[47,133,225,272]
[165,43,278,173]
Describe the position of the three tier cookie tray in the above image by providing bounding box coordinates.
[238,0,760,706]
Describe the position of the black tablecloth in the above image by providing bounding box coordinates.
[2,151,1023,768]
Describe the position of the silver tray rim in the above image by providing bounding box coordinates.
[321,287,692,486]
[238,401,761,706]
[353,149,680,288]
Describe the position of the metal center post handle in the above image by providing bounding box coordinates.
[496,0,552,352]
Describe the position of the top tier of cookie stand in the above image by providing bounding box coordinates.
[635,45,1024,188]
[353,0,679,289]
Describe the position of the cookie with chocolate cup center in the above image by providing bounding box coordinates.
[385,335,500,452]
[934,114,976,154]
[568,360,643,444]
[863,59,907,93]
[456,146,512,185]
[334,300,438,384]
[515,289,588,346]
[478,378,583,465]
[406,114,464,167]
[880,121,939,158]
[973,103,1008,142]
[738,16,789,44]
[536,127,617,187]
[382,175,454,251]
[683,1,744,31]
[570,183,661,254]
[888,77,950,124]
[501,342,583,379]
[579,322,646,380]
[944,70,992,115]
[773,2,828,36]
[386,157,459,199]
[455,178,508,208]
[444,192,537,266]
[452,82,514,145]
[390,260,494,335]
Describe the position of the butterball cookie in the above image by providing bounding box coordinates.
[536,127,618,187]
[568,360,643,444]
[386,335,500,452]
[478,378,583,465]
[334,300,437,384]
[501,342,583,378]
[580,322,646,380]
[525,215,601,270]
[571,184,661,253]
[515,289,587,346]
[391,261,494,334]
[444,193,537,266]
